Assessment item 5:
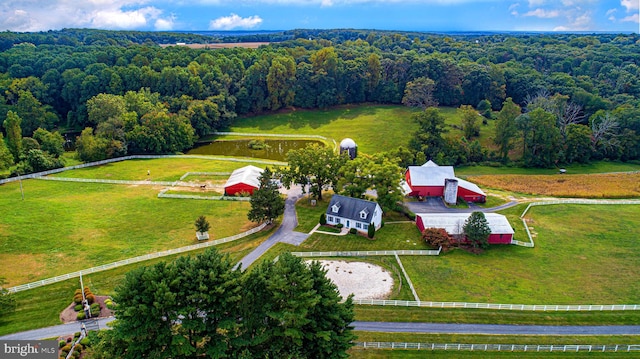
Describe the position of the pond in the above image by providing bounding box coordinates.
[186,138,324,161]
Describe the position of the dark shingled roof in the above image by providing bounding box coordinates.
[326,194,380,223]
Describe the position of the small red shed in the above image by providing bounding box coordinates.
[224,165,264,196]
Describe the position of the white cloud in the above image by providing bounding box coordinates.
[523,8,559,18]
[209,13,263,30]
[528,0,545,6]
[553,10,592,31]
[155,16,176,31]
[0,0,167,31]
[621,0,639,12]
[621,13,639,23]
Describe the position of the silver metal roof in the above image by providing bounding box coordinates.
[416,213,514,235]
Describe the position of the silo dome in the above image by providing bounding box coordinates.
[339,138,357,159]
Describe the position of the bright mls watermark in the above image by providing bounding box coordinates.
[1,340,57,358]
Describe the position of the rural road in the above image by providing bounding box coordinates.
[3,319,640,340]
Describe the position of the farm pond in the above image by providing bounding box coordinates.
[187,138,324,161]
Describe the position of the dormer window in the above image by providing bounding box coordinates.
[331,202,341,213]
[360,208,369,219]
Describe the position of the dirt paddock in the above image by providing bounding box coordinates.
[311,260,394,300]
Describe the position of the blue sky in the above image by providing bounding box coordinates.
[0,0,638,33]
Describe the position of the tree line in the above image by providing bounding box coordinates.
[1,29,639,172]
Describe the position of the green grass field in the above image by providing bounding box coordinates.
[50,157,271,181]
[229,105,419,154]
[0,228,275,336]
[0,174,255,286]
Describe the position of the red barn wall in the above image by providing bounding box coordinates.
[225,183,258,196]
[457,187,486,203]
[488,233,513,244]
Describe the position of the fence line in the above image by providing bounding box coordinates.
[291,249,442,257]
[0,154,285,186]
[512,198,640,248]
[7,223,267,293]
[352,299,640,311]
[394,253,420,301]
[355,342,640,352]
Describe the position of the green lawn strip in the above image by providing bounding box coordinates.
[298,223,429,251]
[229,105,419,154]
[353,332,640,346]
[353,306,640,326]
[0,179,254,285]
[455,161,640,176]
[0,230,273,336]
[347,349,634,358]
[48,157,268,182]
[474,194,510,208]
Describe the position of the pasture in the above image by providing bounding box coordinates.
[0,157,271,286]
[292,201,640,305]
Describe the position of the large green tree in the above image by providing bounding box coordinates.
[494,97,521,161]
[32,128,65,158]
[0,133,15,171]
[519,108,562,168]
[408,107,448,162]
[401,76,437,109]
[281,144,346,201]
[459,104,481,139]
[3,110,22,162]
[248,167,285,224]
[239,253,355,358]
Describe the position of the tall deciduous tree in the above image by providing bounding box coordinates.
[402,76,437,109]
[459,104,481,139]
[3,110,22,162]
[494,97,521,161]
[463,211,491,249]
[564,124,592,163]
[248,167,285,224]
[86,93,127,126]
[520,108,561,168]
[409,107,447,161]
[267,56,296,111]
[281,144,346,201]
[0,133,15,171]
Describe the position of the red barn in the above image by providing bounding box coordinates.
[224,165,264,196]
[403,160,486,203]
[416,213,514,244]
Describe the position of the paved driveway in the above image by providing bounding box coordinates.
[406,197,518,214]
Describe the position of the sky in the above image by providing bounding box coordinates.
[0,0,638,33]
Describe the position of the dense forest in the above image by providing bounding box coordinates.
[0,28,639,176]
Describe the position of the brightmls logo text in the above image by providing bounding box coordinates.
[1,340,57,358]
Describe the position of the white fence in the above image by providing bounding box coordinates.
[512,198,640,248]
[355,342,640,352]
[7,223,266,293]
[179,171,231,181]
[291,249,442,257]
[352,299,640,311]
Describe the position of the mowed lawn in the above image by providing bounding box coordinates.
[0,178,254,286]
[401,204,640,304]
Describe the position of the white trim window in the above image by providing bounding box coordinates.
[327,216,333,222]
[356,222,361,229]
[363,224,369,230]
